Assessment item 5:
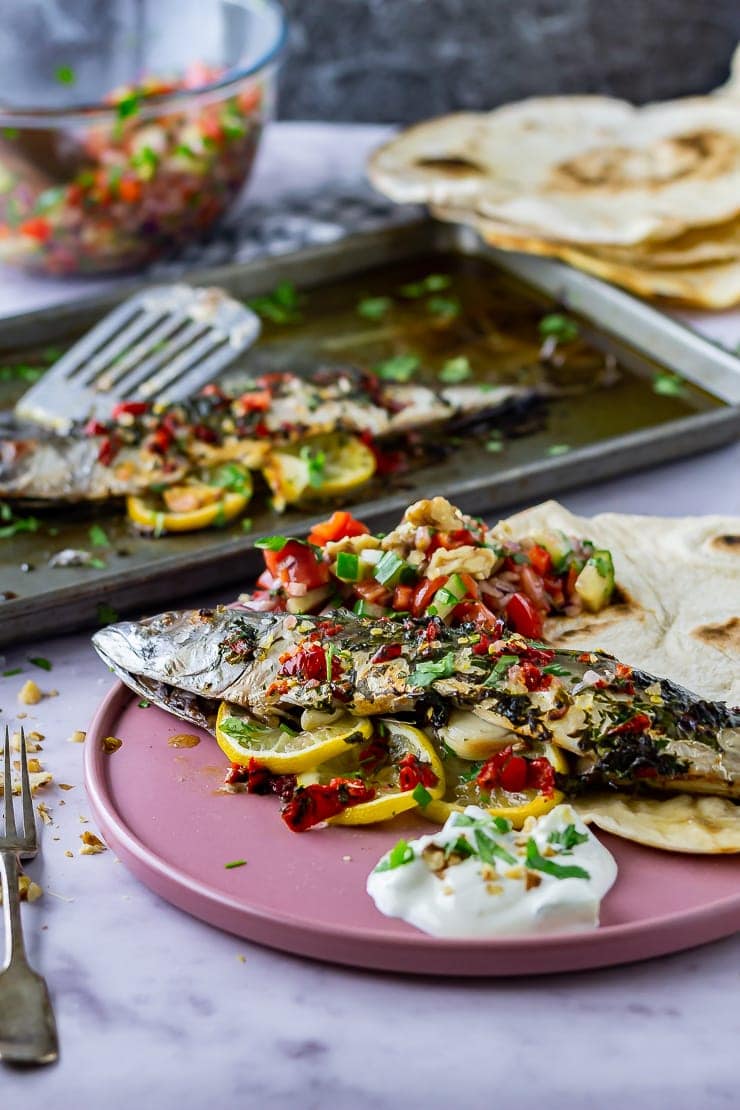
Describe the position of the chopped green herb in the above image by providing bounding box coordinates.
[525,838,589,880]
[445,836,474,860]
[357,296,392,320]
[652,372,685,397]
[89,524,110,549]
[409,652,456,687]
[548,824,589,852]
[219,716,268,744]
[453,812,511,833]
[131,145,159,179]
[0,503,41,539]
[211,462,251,494]
[412,783,432,808]
[2,128,19,140]
[0,363,45,383]
[375,838,415,872]
[28,656,52,671]
[485,437,504,453]
[96,603,119,625]
[457,761,483,784]
[88,557,107,570]
[54,64,76,85]
[542,663,572,677]
[2,667,22,677]
[426,295,460,319]
[241,517,253,534]
[538,313,580,343]
[374,354,419,382]
[248,281,301,325]
[116,91,141,120]
[224,859,247,870]
[483,654,518,687]
[475,828,517,866]
[138,700,151,709]
[400,274,451,297]
[546,444,571,457]
[439,356,472,383]
[254,535,290,551]
[325,644,335,683]
[299,445,326,488]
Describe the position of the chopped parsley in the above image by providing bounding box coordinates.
[475,828,516,866]
[248,281,301,325]
[439,356,472,383]
[426,295,460,319]
[299,445,326,488]
[224,859,247,869]
[375,838,415,872]
[538,313,580,343]
[543,663,572,677]
[96,603,119,625]
[54,64,76,85]
[241,517,253,533]
[138,700,151,709]
[2,667,22,677]
[400,274,451,298]
[88,557,107,569]
[525,838,589,880]
[254,535,290,551]
[548,824,589,852]
[28,656,52,671]
[483,654,518,687]
[412,783,432,808]
[453,812,511,834]
[0,503,40,539]
[116,91,141,121]
[88,524,110,548]
[211,463,251,494]
[546,444,571,457]
[374,354,420,382]
[357,296,392,320]
[652,372,685,397]
[219,716,269,744]
[409,652,456,687]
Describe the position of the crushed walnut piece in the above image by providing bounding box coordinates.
[36,802,53,825]
[167,733,201,749]
[67,730,86,744]
[0,770,53,796]
[525,870,542,891]
[79,831,107,855]
[58,783,75,791]
[101,735,122,754]
[18,679,42,705]
[10,730,43,753]
[0,873,43,904]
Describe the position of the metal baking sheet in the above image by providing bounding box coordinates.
[0,218,738,647]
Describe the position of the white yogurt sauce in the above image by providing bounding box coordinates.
[366,804,617,938]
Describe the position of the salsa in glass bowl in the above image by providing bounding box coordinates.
[0,0,286,275]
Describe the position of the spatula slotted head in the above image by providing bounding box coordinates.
[14,284,261,434]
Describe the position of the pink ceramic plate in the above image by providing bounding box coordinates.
[84,683,740,976]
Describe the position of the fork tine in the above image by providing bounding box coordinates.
[3,725,16,837]
[19,728,35,846]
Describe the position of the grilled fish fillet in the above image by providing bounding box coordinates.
[0,369,534,503]
[93,607,740,799]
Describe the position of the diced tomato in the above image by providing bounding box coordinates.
[353,578,393,607]
[279,642,342,682]
[84,419,108,437]
[427,528,477,555]
[392,584,415,612]
[146,426,174,455]
[263,540,330,590]
[505,592,543,639]
[307,510,370,547]
[20,217,51,242]
[410,576,447,618]
[237,389,271,413]
[119,178,142,203]
[515,660,552,692]
[281,778,375,832]
[477,745,555,796]
[528,544,552,576]
[397,753,439,792]
[566,564,580,598]
[111,401,149,419]
[97,434,120,466]
[526,757,556,797]
[452,601,503,632]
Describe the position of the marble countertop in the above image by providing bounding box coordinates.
[1,123,739,1109]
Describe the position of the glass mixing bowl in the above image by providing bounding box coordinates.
[0,0,286,275]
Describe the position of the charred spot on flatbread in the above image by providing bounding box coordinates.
[554,584,642,639]
[692,616,740,653]
[711,534,740,552]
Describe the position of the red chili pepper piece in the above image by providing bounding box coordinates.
[516,660,552,692]
[477,746,528,794]
[279,642,342,682]
[281,778,375,832]
[370,642,403,665]
[84,419,108,437]
[111,400,149,419]
[526,757,556,798]
[607,713,652,736]
[397,753,438,792]
[97,434,121,466]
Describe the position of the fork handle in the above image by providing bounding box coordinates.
[0,849,27,969]
[0,850,58,1064]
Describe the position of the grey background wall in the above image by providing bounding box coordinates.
[277,0,740,121]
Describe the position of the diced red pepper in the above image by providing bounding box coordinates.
[307,510,370,547]
[528,544,552,576]
[505,592,543,639]
[281,778,375,832]
[97,434,120,466]
[516,659,552,692]
[119,178,142,204]
[452,600,503,631]
[263,540,330,591]
[370,642,403,665]
[352,578,392,607]
[392,584,415,612]
[397,753,439,792]
[20,217,52,242]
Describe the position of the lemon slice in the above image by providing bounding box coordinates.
[127,487,250,534]
[423,742,568,828]
[215,702,372,773]
[262,432,376,510]
[296,718,445,826]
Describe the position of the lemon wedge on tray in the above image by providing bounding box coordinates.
[215,702,373,773]
[127,464,253,534]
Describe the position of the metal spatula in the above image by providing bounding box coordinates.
[14,284,261,434]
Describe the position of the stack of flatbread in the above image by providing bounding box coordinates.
[368,45,740,309]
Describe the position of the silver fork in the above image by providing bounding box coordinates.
[0,726,58,1065]
[14,284,261,435]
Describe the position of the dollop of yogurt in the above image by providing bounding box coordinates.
[366,804,617,938]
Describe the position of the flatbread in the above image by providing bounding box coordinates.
[369,92,740,246]
[576,793,740,854]
[491,501,740,706]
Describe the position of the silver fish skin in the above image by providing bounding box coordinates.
[92,606,740,798]
[0,375,533,503]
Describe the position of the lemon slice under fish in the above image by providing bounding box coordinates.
[261,432,376,511]
[297,718,446,826]
[423,742,568,828]
[127,467,253,534]
[215,702,373,773]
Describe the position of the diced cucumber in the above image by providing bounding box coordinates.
[533,529,573,573]
[335,552,360,581]
[286,585,332,614]
[426,572,469,620]
[574,549,615,611]
[373,550,418,588]
[353,597,389,618]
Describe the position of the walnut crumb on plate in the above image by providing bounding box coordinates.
[79,831,106,855]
